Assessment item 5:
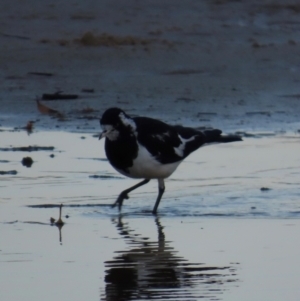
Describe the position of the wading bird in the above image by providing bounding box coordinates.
[99,108,241,214]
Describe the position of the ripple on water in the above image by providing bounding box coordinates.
[1,130,300,219]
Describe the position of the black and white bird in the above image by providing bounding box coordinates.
[99,107,242,214]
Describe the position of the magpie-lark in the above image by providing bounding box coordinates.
[99,107,242,214]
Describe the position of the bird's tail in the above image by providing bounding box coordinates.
[203,129,242,143]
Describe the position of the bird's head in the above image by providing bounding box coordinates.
[99,107,136,141]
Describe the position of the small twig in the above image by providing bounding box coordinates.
[28,72,53,77]
[55,204,64,226]
[0,32,31,40]
[42,92,78,100]
[36,98,64,118]
[81,88,95,93]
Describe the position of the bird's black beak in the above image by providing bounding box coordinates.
[99,131,106,140]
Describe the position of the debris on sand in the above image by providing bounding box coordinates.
[50,204,64,226]
[28,72,53,77]
[42,92,78,100]
[260,187,271,192]
[36,99,64,118]
[89,174,123,179]
[24,121,34,134]
[81,88,94,93]
[0,146,54,152]
[75,32,151,47]
[21,156,33,168]
[0,170,17,175]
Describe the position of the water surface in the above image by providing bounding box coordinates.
[1,130,300,300]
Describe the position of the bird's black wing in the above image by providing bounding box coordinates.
[134,117,206,164]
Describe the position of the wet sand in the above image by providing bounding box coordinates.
[1,0,300,132]
[1,1,300,300]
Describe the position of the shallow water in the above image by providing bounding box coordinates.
[1,129,300,300]
[1,129,300,218]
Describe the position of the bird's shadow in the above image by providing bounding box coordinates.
[101,216,239,300]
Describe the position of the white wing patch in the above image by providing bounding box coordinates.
[173,135,195,157]
[152,131,170,142]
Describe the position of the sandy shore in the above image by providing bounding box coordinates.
[1,0,300,132]
[1,1,300,301]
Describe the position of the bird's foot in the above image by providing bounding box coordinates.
[112,191,129,210]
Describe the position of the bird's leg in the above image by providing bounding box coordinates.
[112,179,150,210]
[152,179,165,215]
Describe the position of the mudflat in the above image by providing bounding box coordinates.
[1,1,300,301]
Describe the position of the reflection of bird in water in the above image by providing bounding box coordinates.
[101,217,238,300]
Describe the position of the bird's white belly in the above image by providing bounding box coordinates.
[117,143,182,179]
